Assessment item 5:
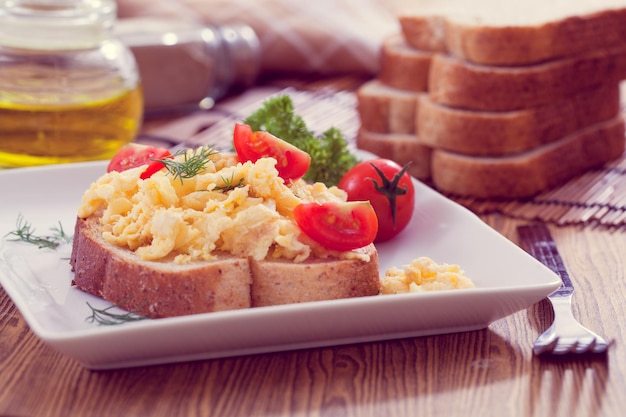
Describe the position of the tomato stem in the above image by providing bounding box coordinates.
[367,162,411,229]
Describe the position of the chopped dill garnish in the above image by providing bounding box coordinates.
[85,301,147,325]
[154,146,218,183]
[244,95,358,186]
[214,174,245,191]
[4,214,71,249]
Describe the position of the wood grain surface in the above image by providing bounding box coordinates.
[2,76,625,417]
[1,214,624,417]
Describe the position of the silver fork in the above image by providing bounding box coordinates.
[517,224,612,356]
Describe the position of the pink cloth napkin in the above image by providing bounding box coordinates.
[116,0,407,75]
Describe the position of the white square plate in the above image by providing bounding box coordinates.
[0,160,560,369]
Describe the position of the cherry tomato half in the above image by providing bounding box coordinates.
[293,201,378,251]
[233,123,311,181]
[107,144,172,179]
[338,159,415,242]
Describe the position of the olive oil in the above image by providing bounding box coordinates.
[0,0,143,168]
[0,86,143,167]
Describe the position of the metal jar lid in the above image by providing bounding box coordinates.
[116,18,262,113]
[202,24,261,98]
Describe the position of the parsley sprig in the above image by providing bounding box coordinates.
[244,95,357,186]
[4,214,71,249]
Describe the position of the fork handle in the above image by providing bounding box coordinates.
[517,224,574,297]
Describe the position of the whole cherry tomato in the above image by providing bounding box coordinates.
[338,159,415,242]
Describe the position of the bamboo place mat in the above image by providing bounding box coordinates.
[140,80,626,231]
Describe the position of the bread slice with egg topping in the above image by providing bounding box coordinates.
[71,215,253,318]
[70,151,381,319]
[71,214,381,318]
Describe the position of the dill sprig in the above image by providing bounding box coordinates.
[4,214,71,249]
[85,301,147,325]
[214,174,244,191]
[155,146,218,183]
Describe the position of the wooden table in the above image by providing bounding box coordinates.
[2,216,623,417]
[1,79,625,417]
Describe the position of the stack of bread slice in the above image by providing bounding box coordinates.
[356,1,626,199]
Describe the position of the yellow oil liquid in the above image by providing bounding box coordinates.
[0,85,143,167]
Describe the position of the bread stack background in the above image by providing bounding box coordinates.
[356,1,626,199]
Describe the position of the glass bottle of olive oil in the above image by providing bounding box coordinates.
[0,0,143,168]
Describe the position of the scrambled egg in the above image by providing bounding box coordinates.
[381,256,475,294]
[78,150,358,264]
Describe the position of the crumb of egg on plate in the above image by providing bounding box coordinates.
[381,256,475,294]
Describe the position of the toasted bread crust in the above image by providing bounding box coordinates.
[431,116,626,198]
[399,15,448,53]
[400,6,626,66]
[379,34,432,92]
[70,216,381,318]
[250,245,379,307]
[71,216,253,318]
[358,6,626,200]
[417,82,621,156]
[356,79,423,134]
[428,48,626,111]
[356,129,432,181]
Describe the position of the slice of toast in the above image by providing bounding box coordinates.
[379,34,433,92]
[430,115,626,198]
[399,2,626,66]
[71,214,381,319]
[356,129,432,181]
[428,47,626,111]
[250,244,379,307]
[357,79,424,134]
[71,215,253,318]
[417,82,621,156]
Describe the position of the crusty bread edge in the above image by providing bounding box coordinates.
[356,79,423,134]
[70,216,254,318]
[417,82,621,156]
[400,7,626,66]
[70,215,381,318]
[428,46,626,111]
[356,129,432,181]
[379,34,432,92]
[431,115,626,198]
[250,244,380,307]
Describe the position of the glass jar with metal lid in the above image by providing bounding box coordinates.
[0,0,143,167]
